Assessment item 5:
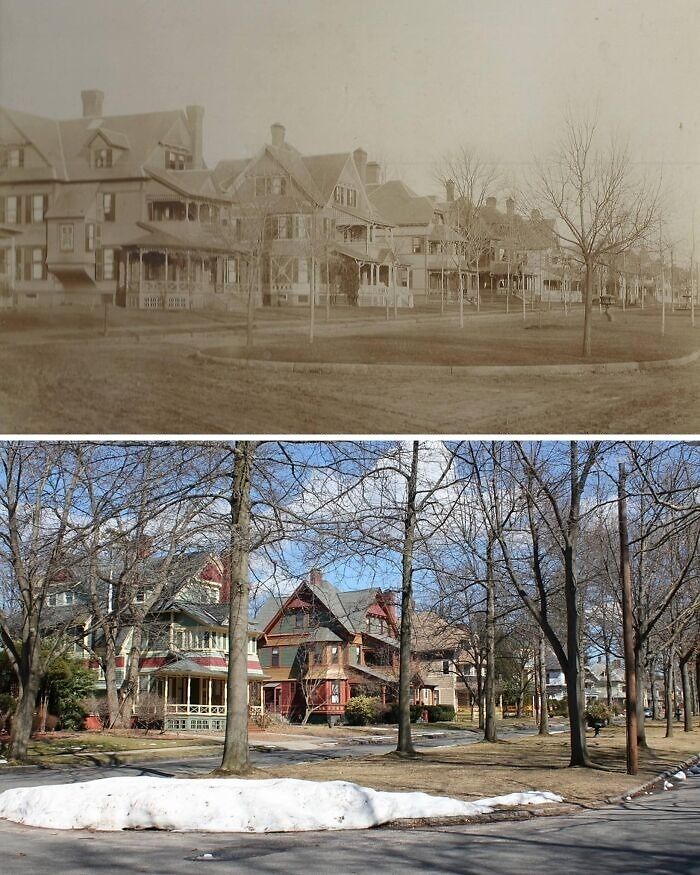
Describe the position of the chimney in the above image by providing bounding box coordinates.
[186,104,205,169]
[309,568,323,586]
[353,148,367,184]
[486,196,497,208]
[366,161,381,185]
[530,208,542,222]
[506,197,515,217]
[445,179,455,202]
[81,89,104,118]
[270,122,286,148]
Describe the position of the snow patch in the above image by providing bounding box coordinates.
[0,777,562,833]
[671,771,686,780]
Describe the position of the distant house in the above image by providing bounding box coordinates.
[256,568,401,722]
[411,611,481,711]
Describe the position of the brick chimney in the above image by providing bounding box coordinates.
[445,179,455,202]
[309,568,323,586]
[270,122,286,148]
[186,104,205,169]
[353,148,367,184]
[81,89,104,118]
[365,161,381,185]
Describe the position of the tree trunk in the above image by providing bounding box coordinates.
[605,648,613,709]
[9,647,42,761]
[396,441,419,757]
[538,632,549,735]
[664,653,674,738]
[219,441,255,775]
[680,655,693,732]
[635,647,648,748]
[650,667,660,721]
[104,643,121,728]
[582,260,594,357]
[484,535,497,743]
[564,543,591,767]
[246,254,259,349]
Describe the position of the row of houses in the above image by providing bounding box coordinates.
[12,548,651,732]
[0,90,587,312]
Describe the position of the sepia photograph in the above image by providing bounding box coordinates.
[0,0,698,433]
[0,438,698,871]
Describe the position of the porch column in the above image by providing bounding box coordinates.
[164,249,169,288]
[185,201,190,222]
[138,249,143,294]
[223,680,227,708]
[186,677,191,712]
[207,678,212,708]
[164,677,169,710]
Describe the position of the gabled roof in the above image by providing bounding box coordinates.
[265,142,324,205]
[147,167,224,200]
[368,180,436,226]
[211,158,249,190]
[88,127,131,150]
[303,152,351,204]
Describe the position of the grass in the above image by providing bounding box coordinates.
[0,304,698,433]
[263,721,700,806]
[213,309,700,367]
[21,730,219,761]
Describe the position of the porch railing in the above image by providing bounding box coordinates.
[166,703,227,716]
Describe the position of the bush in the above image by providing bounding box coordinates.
[381,703,423,724]
[549,697,568,717]
[585,701,612,725]
[425,704,456,723]
[45,659,98,731]
[344,695,381,726]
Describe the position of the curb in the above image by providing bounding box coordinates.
[194,346,700,379]
[605,752,700,804]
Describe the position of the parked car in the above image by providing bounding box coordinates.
[643,707,653,718]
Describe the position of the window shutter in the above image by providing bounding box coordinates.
[95,224,102,249]
[24,196,31,224]
[0,197,4,223]
[97,194,104,222]
[42,194,48,219]
[95,248,103,281]
[24,249,31,281]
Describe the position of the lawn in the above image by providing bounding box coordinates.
[211,309,699,367]
[18,730,220,762]
[264,722,700,806]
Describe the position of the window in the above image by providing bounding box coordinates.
[0,145,24,168]
[93,147,113,168]
[297,258,308,285]
[294,611,305,629]
[276,215,289,239]
[31,247,46,280]
[3,196,19,224]
[59,223,74,252]
[31,194,47,223]
[64,591,74,605]
[293,214,309,239]
[255,176,286,197]
[330,681,340,704]
[247,638,257,654]
[271,647,280,668]
[223,257,238,284]
[322,217,334,238]
[330,646,339,664]
[85,223,95,252]
[134,587,146,604]
[333,185,357,207]
[166,150,187,170]
[96,247,115,280]
[442,660,450,675]
[102,193,115,221]
[48,593,57,607]
[313,646,323,665]
[411,237,423,254]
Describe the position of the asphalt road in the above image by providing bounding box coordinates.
[0,770,698,874]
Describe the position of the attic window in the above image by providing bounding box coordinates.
[93,147,113,168]
[0,146,24,168]
[333,185,357,208]
[166,150,188,171]
[255,176,286,197]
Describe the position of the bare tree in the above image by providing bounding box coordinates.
[530,108,659,356]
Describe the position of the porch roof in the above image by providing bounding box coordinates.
[333,242,407,267]
[347,662,395,683]
[155,657,228,677]
[121,221,251,255]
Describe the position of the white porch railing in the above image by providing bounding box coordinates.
[167,704,227,716]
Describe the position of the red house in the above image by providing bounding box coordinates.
[256,569,400,722]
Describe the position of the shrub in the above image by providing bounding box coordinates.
[0,693,16,735]
[381,703,423,724]
[585,701,612,725]
[344,695,381,726]
[425,704,456,723]
[549,697,568,717]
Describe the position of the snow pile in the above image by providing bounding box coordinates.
[672,771,686,781]
[0,777,562,832]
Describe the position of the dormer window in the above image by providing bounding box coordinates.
[166,150,188,170]
[93,147,113,168]
[333,185,357,208]
[134,587,146,604]
[0,145,24,168]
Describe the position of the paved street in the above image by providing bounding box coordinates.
[0,768,698,874]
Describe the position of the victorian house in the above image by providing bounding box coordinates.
[36,552,265,732]
[0,90,250,310]
[255,569,401,722]
[367,171,474,306]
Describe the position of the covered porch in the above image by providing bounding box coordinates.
[154,658,264,731]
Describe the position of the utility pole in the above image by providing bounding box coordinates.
[659,222,665,336]
[691,210,696,329]
[618,463,639,776]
